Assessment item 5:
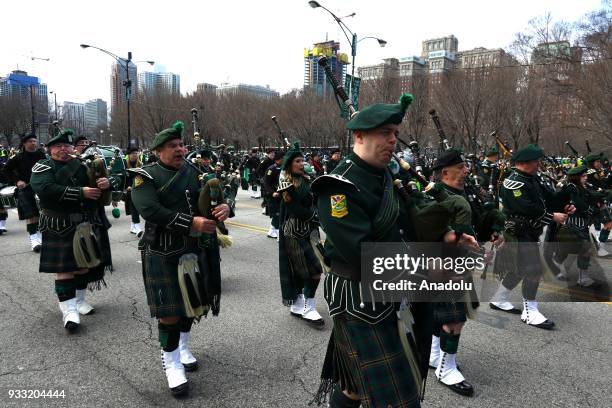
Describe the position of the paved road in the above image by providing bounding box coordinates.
[0,189,610,407]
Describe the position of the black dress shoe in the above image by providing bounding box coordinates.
[183,361,198,372]
[170,381,189,397]
[441,380,474,397]
[489,303,521,314]
[525,319,555,330]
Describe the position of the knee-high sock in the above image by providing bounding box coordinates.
[26,222,38,235]
[178,317,194,333]
[74,273,88,290]
[440,330,460,354]
[158,322,181,352]
[55,279,76,302]
[303,277,320,299]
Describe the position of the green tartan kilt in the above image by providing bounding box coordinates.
[326,312,421,408]
[143,251,187,318]
[16,185,39,220]
[39,219,112,275]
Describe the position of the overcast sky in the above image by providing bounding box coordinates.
[0,0,602,105]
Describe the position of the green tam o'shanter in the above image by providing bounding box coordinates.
[151,121,184,150]
[567,165,587,176]
[47,128,75,148]
[346,93,414,131]
[511,144,544,162]
[282,141,303,170]
[585,153,602,164]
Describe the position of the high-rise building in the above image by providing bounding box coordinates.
[304,41,349,97]
[62,101,86,135]
[197,83,218,93]
[0,70,49,138]
[84,99,108,136]
[421,35,458,73]
[110,59,137,112]
[138,71,181,95]
[216,83,279,99]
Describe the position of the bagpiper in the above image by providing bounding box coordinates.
[131,121,230,396]
[30,129,112,331]
[312,94,442,407]
[263,150,283,239]
[2,133,46,251]
[490,144,573,329]
[278,142,324,325]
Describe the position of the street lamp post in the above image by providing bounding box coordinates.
[308,1,386,150]
[49,91,58,121]
[80,44,153,149]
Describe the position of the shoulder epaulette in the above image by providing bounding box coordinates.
[126,167,153,179]
[31,161,52,173]
[503,178,524,190]
[587,168,597,175]
[311,173,358,195]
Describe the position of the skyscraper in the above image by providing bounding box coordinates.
[110,59,137,112]
[84,99,108,137]
[62,101,86,136]
[138,71,181,95]
[304,41,349,97]
[0,70,49,138]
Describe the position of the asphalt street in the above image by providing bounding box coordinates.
[0,188,610,408]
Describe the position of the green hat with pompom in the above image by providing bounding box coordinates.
[346,93,414,131]
[47,128,75,147]
[151,121,184,150]
[282,141,303,170]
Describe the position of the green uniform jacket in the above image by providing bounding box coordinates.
[30,158,99,213]
[312,153,408,275]
[500,168,567,230]
[131,161,201,251]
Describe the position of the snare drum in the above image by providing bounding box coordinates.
[0,186,17,208]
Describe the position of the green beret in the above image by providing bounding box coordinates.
[282,141,303,170]
[567,165,587,176]
[511,144,544,162]
[485,146,499,156]
[432,149,465,171]
[47,129,75,148]
[585,153,602,164]
[151,121,184,150]
[346,93,413,131]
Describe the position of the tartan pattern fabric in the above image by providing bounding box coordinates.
[39,227,79,273]
[16,185,39,220]
[432,302,468,326]
[284,231,322,281]
[38,211,112,275]
[143,251,186,318]
[330,312,421,408]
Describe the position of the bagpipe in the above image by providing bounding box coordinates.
[67,144,115,207]
[271,115,291,149]
[428,109,451,155]
[182,111,233,248]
